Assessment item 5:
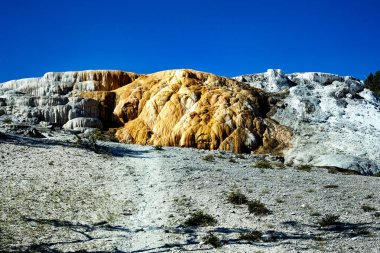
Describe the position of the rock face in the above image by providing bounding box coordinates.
[63,117,103,132]
[83,69,291,154]
[235,69,296,92]
[236,70,380,175]
[2,68,379,174]
[0,70,140,126]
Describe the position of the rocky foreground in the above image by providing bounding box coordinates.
[0,132,380,252]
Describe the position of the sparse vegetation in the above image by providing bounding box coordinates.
[153,145,164,151]
[202,233,222,248]
[3,117,12,124]
[325,166,360,175]
[275,197,285,203]
[229,158,237,163]
[227,189,248,205]
[374,171,380,177]
[73,130,113,154]
[247,200,271,215]
[184,211,217,227]
[260,187,271,195]
[216,154,226,159]
[297,164,312,172]
[324,184,339,189]
[173,196,192,207]
[235,154,245,159]
[317,214,340,227]
[74,134,83,146]
[362,205,377,212]
[271,161,285,169]
[253,159,272,169]
[364,71,380,97]
[239,230,263,242]
[310,212,321,217]
[203,154,215,162]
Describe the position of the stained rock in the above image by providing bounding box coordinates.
[83,69,291,154]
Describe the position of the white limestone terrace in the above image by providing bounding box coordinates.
[0,70,138,127]
[0,70,138,96]
[235,69,380,175]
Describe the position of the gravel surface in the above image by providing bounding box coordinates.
[1,133,380,252]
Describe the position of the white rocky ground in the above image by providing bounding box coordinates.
[236,70,380,175]
[1,132,380,253]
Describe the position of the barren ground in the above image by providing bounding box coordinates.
[1,133,380,253]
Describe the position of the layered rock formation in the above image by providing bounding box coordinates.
[82,69,291,153]
[0,70,140,126]
[2,68,379,174]
[236,70,380,174]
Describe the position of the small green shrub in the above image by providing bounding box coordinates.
[297,164,312,172]
[74,134,83,146]
[354,227,372,236]
[227,189,248,205]
[239,230,263,242]
[374,171,380,177]
[173,196,191,207]
[247,200,271,215]
[153,145,164,151]
[325,166,360,175]
[323,185,339,189]
[362,205,377,212]
[271,161,285,169]
[310,212,321,217]
[275,198,285,203]
[253,159,272,169]
[184,211,217,227]
[235,154,246,159]
[317,214,339,227]
[202,233,222,248]
[229,158,237,163]
[203,154,215,162]
[3,117,12,124]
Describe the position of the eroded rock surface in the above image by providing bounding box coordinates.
[83,69,291,154]
[0,70,140,126]
[2,68,379,174]
[236,70,380,174]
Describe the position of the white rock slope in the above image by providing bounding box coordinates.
[0,70,138,127]
[236,70,380,175]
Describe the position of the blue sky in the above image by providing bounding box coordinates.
[0,0,379,82]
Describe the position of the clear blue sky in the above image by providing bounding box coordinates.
[0,0,379,82]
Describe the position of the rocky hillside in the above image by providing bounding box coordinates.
[235,69,380,175]
[1,68,379,174]
[0,69,291,154]
[82,69,291,153]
